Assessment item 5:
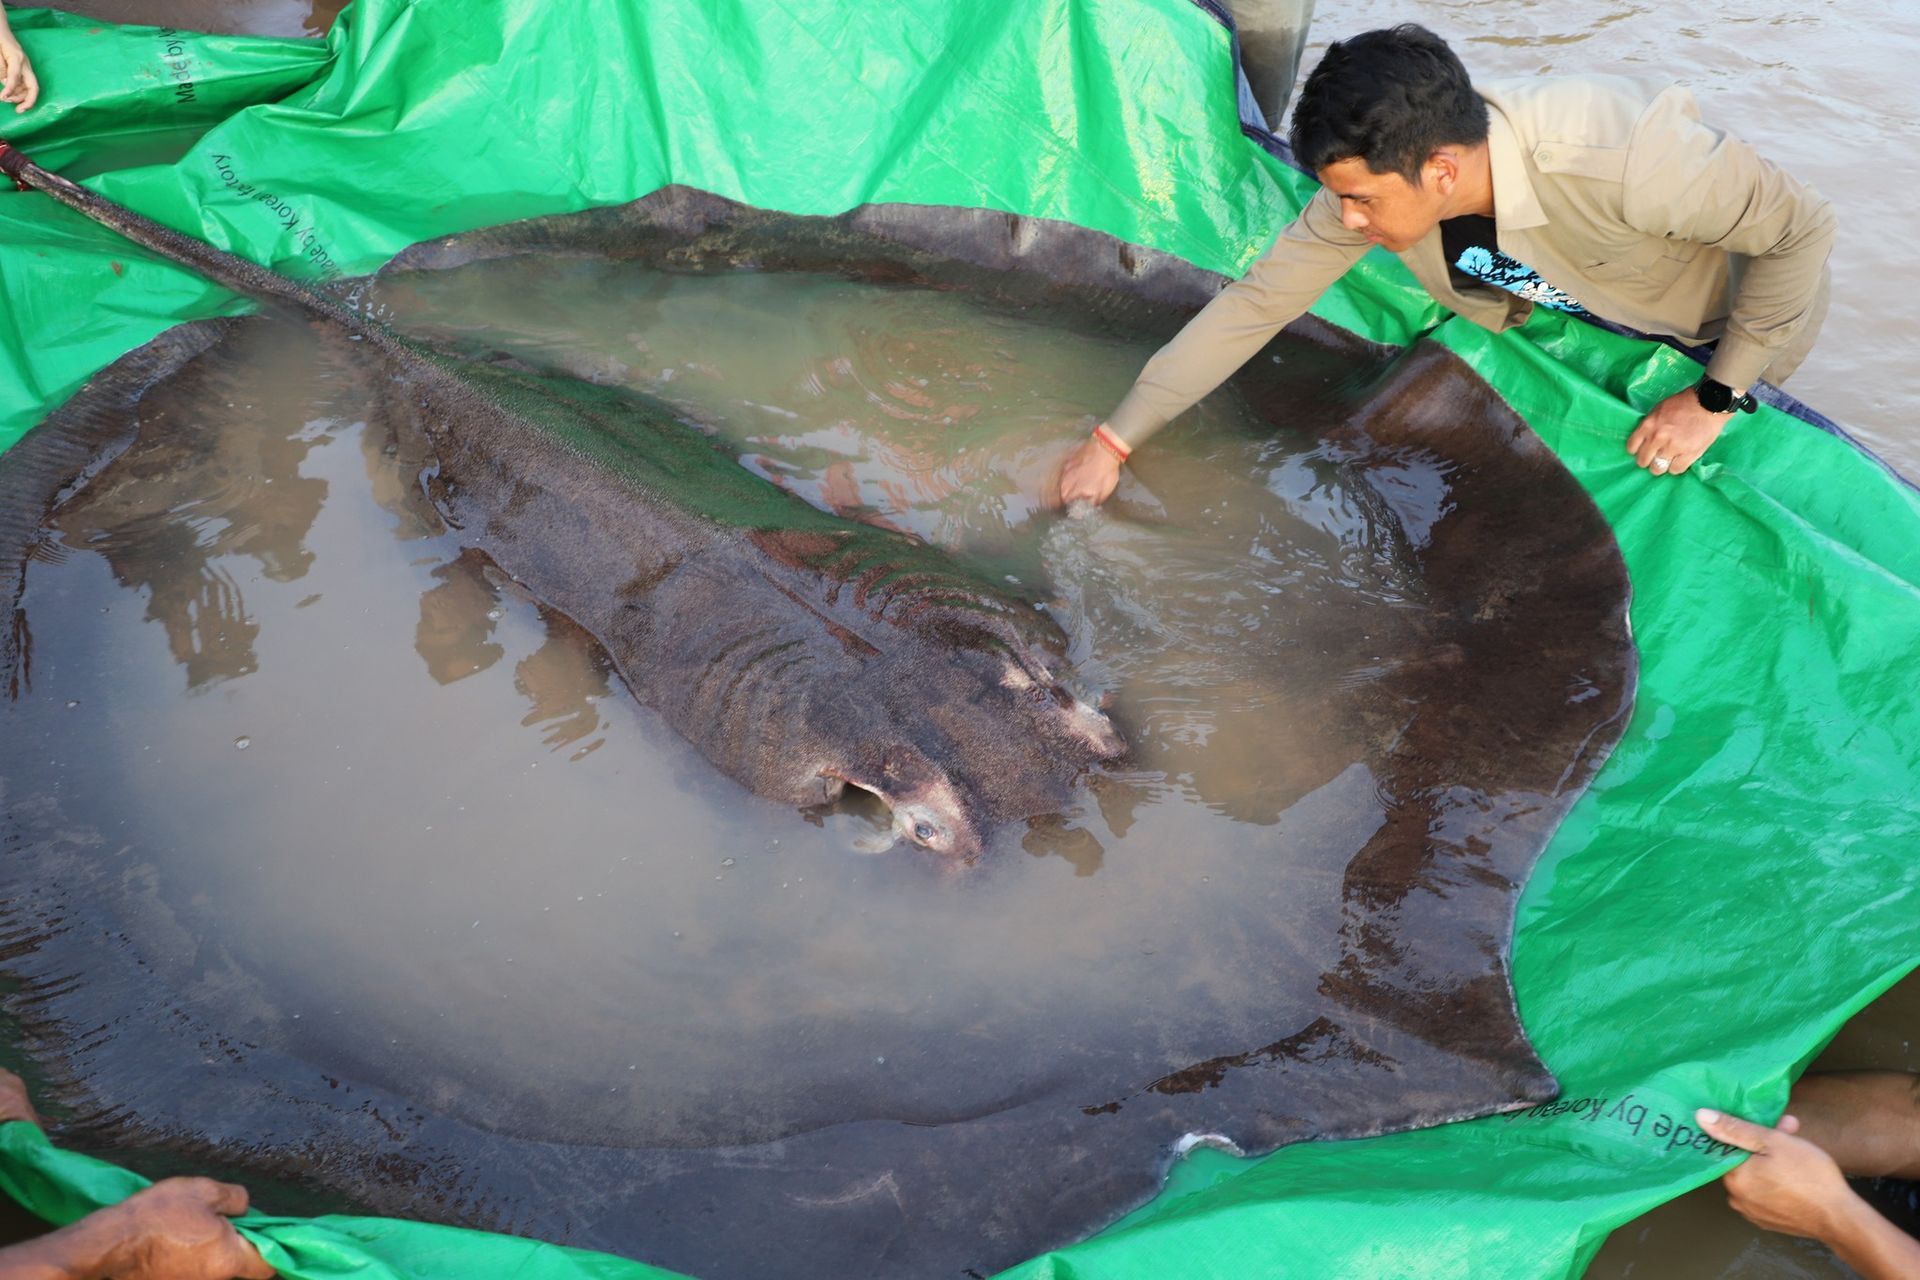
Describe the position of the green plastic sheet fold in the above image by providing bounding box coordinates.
[1,2,1914,1276]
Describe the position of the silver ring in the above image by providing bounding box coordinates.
[1651,455,1672,473]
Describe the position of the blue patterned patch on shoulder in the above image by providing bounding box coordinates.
[1456,244,1588,315]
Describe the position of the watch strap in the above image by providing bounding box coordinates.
[1696,377,1758,415]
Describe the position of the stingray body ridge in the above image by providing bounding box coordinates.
[0,147,1123,858]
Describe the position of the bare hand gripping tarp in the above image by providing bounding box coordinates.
[0,2,1916,1278]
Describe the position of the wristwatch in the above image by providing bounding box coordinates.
[1695,377,1758,415]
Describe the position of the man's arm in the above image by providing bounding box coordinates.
[0,1178,277,1280]
[1058,187,1368,505]
[1787,1071,1920,1180]
[1696,1108,1920,1280]
[1621,89,1837,477]
[0,1070,274,1280]
[1622,89,1837,395]
[1105,187,1371,450]
[0,5,40,115]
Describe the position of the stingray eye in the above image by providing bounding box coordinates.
[1026,685,1051,705]
[913,819,937,843]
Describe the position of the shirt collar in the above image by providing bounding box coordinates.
[1481,93,1547,231]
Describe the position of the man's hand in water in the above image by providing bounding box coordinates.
[1055,431,1124,507]
[3,1178,277,1280]
[0,15,40,114]
[1696,1107,1920,1280]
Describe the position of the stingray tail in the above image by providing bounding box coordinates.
[0,138,367,336]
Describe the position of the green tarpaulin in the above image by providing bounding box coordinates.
[1,1,1914,1275]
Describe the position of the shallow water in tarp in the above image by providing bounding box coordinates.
[0,196,1632,1279]
[9,284,1403,1147]
[3,274,1415,1142]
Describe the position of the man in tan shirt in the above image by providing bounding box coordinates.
[1059,24,1836,505]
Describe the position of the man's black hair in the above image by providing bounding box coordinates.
[1288,24,1490,183]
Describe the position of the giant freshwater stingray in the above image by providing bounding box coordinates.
[0,157,1636,1279]
[0,151,1127,863]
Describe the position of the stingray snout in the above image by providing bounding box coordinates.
[887,794,985,861]
[820,753,985,861]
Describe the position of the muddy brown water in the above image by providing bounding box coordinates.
[2,224,1632,1277]
[12,0,1916,1275]
[9,269,1411,1152]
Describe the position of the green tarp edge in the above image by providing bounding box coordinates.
[1,3,1915,1277]
[0,1123,691,1280]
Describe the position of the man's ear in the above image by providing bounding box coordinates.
[1427,149,1459,195]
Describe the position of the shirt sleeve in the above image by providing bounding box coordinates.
[1621,87,1837,391]
[1106,186,1370,450]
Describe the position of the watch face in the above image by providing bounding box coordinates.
[1696,378,1735,413]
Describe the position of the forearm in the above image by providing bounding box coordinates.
[1790,1072,1920,1179]
[1624,94,1837,391]
[1706,232,1835,391]
[0,1216,121,1280]
[1820,1192,1920,1280]
[1106,191,1366,450]
[1107,278,1307,448]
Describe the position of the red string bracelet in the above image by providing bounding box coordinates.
[1092,423,1131,463]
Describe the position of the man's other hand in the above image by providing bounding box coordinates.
[14,1178,276,1280]
[1696,1106,1920,1280]
[0,30,38,115]
[1055,434,1123,507]
[89,1179,276,1280]
[1698,1108,1856,1238]
[1627,388,1734,477]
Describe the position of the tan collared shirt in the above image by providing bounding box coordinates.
[1106,75,1837,449]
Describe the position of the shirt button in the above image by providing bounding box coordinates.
[1536,148,1555,163]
